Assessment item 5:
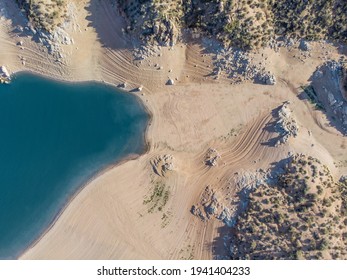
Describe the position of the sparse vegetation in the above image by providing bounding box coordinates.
[16,0,67,31]
[143,181,170,213]
[116,0,347,49]
[179,244,195,260]
[161,210,173,228]
[301,85,325,111]
[229,154,347,259]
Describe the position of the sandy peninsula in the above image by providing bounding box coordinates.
[1,0,347,259]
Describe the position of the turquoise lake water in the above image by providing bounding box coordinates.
[0,73,149,259]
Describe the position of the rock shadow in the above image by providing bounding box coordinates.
[210,225,233,260]
[261,105,284,147]
[331,41,347,57]
[0,0,38,41]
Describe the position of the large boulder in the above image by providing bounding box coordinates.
[0,66,10,78]
[167,78,174,85]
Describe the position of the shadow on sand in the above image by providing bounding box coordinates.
[210,225,233,259]
[1,0,36,40]
[84,0,134,50]
[261,105,285,147]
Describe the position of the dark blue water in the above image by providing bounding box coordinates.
[0,73,149,259]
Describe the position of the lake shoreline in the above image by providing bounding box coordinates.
[1,0,346,260]
[16,74,153,258]
[0,72,151,259]
[17,152,144,259]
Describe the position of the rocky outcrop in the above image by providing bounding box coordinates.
[205,148,221,167]
[12,1,75,61]
[191,186,233,226]
[310,61,347,134]
[192,170,270,228]
[210,45,276,84]
[150,154,175,177]
[259,72,277,85]
[275,102,299,146]
[0,66,11,84]
[118,0,180,47]
[117,0,347,51]
[0,66,10,78]
[37,27,74,56]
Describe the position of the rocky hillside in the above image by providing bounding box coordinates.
[302,61,347,135]
[229,154,347,260]
[117,0,184,46]
[16,0,67,31]
[116,0,347,49]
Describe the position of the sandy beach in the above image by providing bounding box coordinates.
[1,0,346,259]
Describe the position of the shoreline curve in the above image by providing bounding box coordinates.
[8,69,153,259]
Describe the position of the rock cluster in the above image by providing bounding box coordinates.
[258,72,276,85]
[205,148,221,167]
[118,0,179,47]
[213,48,256,83]
[275,102,299,146]
[37,27,74,57]
[234,171,268,192]
[10,2,75,61]
[116,0,347,52]
[192,171,269,228]
[133,45,162,61]
[0,66,10,78]
[210,45,276,84]
[191,186,233,226]
[147,19,177,47]
[150,154,175,177]
[0,66,11,84]
[118,82,127,88]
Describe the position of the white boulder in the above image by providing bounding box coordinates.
[167,78,174,85]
